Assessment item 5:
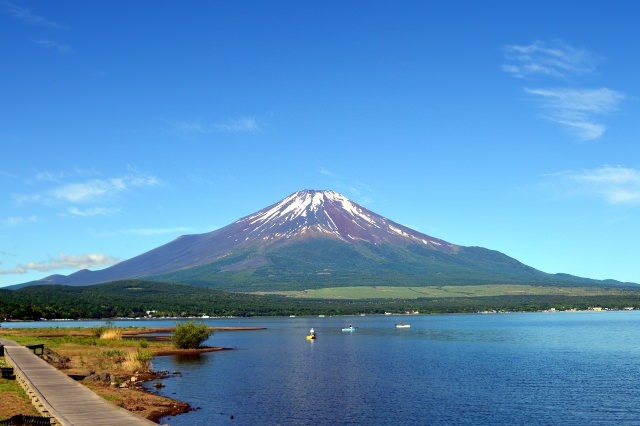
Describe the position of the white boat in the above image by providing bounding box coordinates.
[395,323,411,328]
[342,326,356,332]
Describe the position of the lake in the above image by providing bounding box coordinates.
[5,311,640,425]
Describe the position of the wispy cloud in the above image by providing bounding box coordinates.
[2,2,71,56]
[503,40,600,80]
[524,87,625,141]
[13,173,160,211]
[47,174,159,204]
[173,120,208,135]
[2,215,38,227]
[0,252,120,275]
[31,167,98,184]
[1,1,63,28]
[213,117,261,133]
[67,207,121,217]
[503,40,623,140]
[35,38,71,54]
[551,165,640,205]
[174,117,261,136]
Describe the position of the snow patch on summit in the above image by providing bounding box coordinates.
[232,190,457,250]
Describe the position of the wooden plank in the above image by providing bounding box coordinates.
[0,338,156,426]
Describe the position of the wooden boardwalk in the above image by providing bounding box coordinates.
[0,338,156,426]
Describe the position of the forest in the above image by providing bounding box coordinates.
[3,280,640,321]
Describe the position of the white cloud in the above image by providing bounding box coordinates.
[503,40,600,80]
[68,207,121,217]
[1,1,63,28]
[35,170,63,182]
[47,174,159,204]
[553,166,640,205]
[213,117,261,133]
[173,120,208,135]
[524,87,624,140]
[2,215,38,227]
[503,40,624,141]
[35,38,71,54]
[30,168,98,184]
[174,117,261,136]
[0,252,120,275]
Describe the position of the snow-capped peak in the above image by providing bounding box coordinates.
[233,190,457,250]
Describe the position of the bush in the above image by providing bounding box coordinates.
[173,320,213,349]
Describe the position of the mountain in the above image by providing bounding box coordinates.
[12,189,631,291]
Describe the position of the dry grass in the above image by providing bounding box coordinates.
[251,284,633,299]
[99,328,123,340]
[122,348,154,373]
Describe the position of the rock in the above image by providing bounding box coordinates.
[83,372,111,383]
[43,348,71,369]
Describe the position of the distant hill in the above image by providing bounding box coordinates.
[11,189,635,291]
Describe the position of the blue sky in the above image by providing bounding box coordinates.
[2,1,640,288]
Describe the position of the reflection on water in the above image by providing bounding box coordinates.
[173,353,209,365]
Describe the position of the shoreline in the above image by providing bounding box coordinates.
[0,326,266,423]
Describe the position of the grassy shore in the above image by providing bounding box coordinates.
[251,284,635,299]
[0,326,264,422]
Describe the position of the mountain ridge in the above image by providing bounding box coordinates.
[10,189,635,290]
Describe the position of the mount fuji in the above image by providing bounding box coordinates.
[14,190,624,290]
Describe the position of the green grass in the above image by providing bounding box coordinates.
[101,394,121,402]
[250,284,633,300]
[0,375,23,394]
[0,357,36,415]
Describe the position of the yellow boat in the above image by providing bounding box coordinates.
[306,334,316,340]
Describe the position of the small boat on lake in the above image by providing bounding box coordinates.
[307,327,317,340]
[395,322,411,328]
[342,325,357,332]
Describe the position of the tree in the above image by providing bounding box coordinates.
[173,320,213,349]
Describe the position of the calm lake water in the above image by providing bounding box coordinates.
[5,312,640,425]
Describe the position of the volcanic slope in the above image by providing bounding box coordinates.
[15,190,628,291]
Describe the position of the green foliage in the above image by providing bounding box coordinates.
[92,326,107,337]
[134,347,154,363]
[173,320,213,349]
[101,349,126,358]
[2,280,640,321]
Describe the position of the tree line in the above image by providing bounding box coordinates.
[3,280,640,321]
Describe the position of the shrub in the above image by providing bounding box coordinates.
[173,320,213,349]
